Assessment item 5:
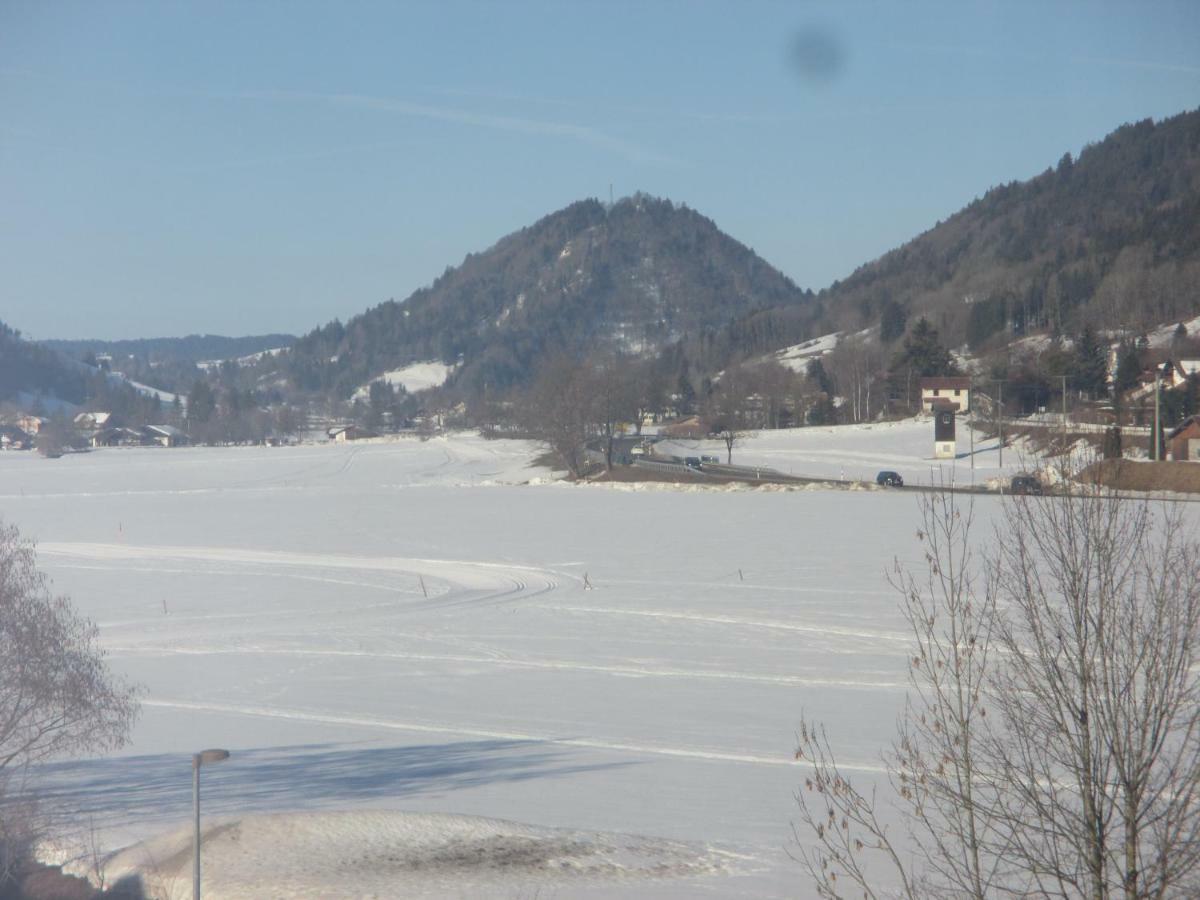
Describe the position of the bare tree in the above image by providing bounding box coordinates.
[795,486,1003,899]
[987,488,1200,898]
[630,357,670,436]
[827,335,885,424]
[795,481,1200,899]
[589,352,638,471]
[745,360,800,430]
[0,519,139,884]
[705,366,757,463]
[517,354,594,478]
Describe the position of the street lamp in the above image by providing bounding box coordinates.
[1154,360,1173,461]
[192,748,230,900]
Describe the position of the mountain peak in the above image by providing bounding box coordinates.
[284,195,814,396]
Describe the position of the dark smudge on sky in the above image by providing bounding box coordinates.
[789,25,846,86]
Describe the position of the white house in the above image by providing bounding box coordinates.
[74,411,114,430]
[919,377,972,413]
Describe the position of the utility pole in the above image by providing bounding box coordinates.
[1154,365,1162,461]
[994,380,1005,470]
[1061,374,1068,454]
[969,389,975,481]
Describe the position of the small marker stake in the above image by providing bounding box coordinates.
[738,568,744,582]
[419,576,428,599]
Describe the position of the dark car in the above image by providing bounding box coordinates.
[1010,475,1044,495]
[876,470,904,487]
[684,456,702,469]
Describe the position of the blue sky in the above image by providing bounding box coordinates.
[2,1,1198,340]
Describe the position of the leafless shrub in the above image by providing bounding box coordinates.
[0,519,139,887]
[795,481,1200,898]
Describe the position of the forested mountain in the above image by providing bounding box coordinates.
[282,110,1200,407]
[1,321,180,425]
[805,108,1200,351]
[12,109,1199,426]
[280,194,816,398]
[0,321,87,406]
[46,333,295,365]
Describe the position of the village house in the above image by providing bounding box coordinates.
[0,425,31,450]
[919,376,972,413]
[143,424,188,447]
[1128,357,1200,401]
[91,426,146,448]
[1167,416,1200,462]
[16,414,46,435]
[74,411,116,431]
[328,425,377,443]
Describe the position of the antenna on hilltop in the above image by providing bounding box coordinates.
[609,183,614,208]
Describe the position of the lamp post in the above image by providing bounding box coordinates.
[193,748,230,900]
[1153,361,1174,461]
[1154,366,1162,460]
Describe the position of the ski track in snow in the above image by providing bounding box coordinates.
[42,543,896,689]
[38,542,563,612]
[534,604,911,644]
[139,698,889,772]
[108,644,902,690]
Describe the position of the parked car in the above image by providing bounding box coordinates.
[701,455,720,464]
[1010,475,1044,495]
[684,456,702,469]
[876,470,904,487]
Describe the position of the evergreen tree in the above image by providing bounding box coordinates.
[893,318,957,378]
[186,380,216,424]
[1071,324,1109,397]
[1112,339,1143,395]
[879,299,907,344]
[806,358,834,395]
[806,395,837,426]
[675,373,697,416]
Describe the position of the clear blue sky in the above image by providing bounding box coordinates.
[2,1,1198,341]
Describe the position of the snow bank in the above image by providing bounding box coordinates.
[354,361,455,398]
[770,331,841,372]
[91,810,734,899]
[1147,312,1200,348]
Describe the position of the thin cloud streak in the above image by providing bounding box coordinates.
[420,85,580,109]
[237,89,676,166]
[166,140,423,174]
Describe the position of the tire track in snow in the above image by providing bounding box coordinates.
[38,542,559,611]
[595,578,892,597]
[47,561,424,597]
[105,645,901,690]
[141,698,890,772]
[533,605,910,644]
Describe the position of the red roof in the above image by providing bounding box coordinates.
[920,376,972,390]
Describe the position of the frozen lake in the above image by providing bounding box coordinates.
[3,433,1013,897]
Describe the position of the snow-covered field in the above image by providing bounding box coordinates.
[0,428,1090,897]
